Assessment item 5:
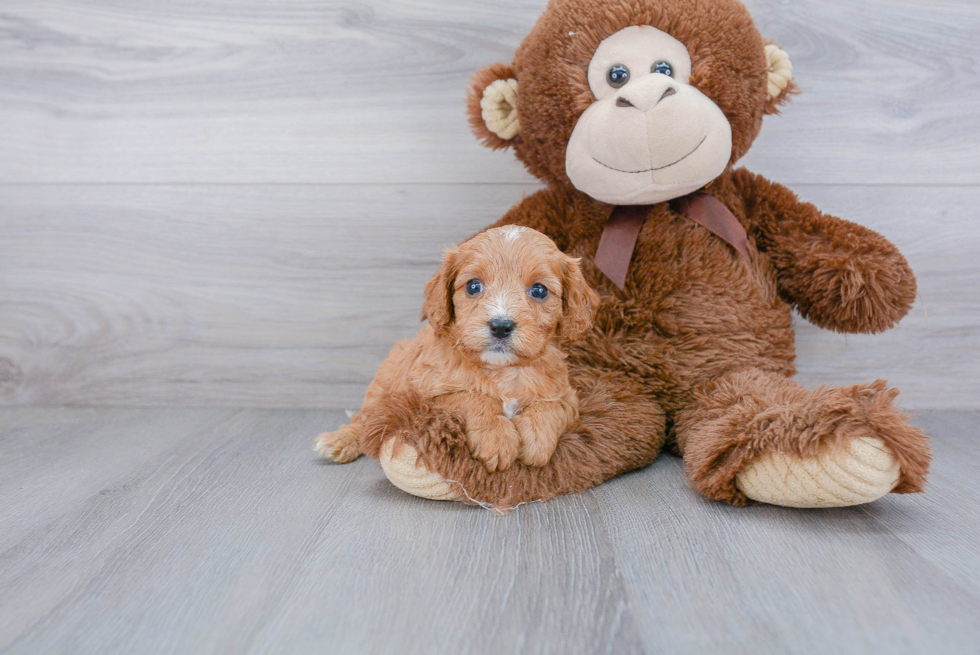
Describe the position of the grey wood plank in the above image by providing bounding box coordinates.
[0,0,977,185]
[0,408,644,655]
[1,183,975,409]
[242,485,642,655]
[590,412,980,655]
[740,0,980,186]
[856,412,980,593]
[788,186,980,404]
[0,407,238,551]
[0,183,536,407]
[2,409,978,654]
[0,408,255,647]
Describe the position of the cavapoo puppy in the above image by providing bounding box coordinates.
[315,225,599,472]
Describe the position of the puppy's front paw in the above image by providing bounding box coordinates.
[512,412,561,468]
[314,424,362,463]
[468,419,520,472]
[517,436,555,468]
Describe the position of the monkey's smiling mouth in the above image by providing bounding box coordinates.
[592,135,707,174]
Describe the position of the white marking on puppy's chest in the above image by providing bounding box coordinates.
[502,397,522,419]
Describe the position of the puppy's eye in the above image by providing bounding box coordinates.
[607,64,630,88]
[652,61,673,77]
[465,279,483,296]
[529,283,549,300]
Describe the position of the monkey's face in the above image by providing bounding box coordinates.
[565,26,733,205]
[467,0,796,204]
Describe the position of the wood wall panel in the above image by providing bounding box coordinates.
[0,0,978,185]
[1,184,975,408]
[1,0,977,407]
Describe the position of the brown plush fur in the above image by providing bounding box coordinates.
[347,0,931,508]
[316,227,599,473]
[676,371,930,505]
[360,367,666,509]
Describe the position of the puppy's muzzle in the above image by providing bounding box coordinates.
[488,317,516,340]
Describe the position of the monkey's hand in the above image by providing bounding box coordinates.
[734,169,916,334]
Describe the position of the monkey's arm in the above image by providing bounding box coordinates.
[732,168,916,334]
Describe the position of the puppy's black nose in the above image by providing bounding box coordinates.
[489,318,516,339]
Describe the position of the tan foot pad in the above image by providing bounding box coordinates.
[379,440,460,502]
[736,437,901,508]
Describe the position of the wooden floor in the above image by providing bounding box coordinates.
[1,408,977,654]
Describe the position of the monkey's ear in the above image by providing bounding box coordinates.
[421,248,459,333]
[764,44,796,115]
[467,63,520,149]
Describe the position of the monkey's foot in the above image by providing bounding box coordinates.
[379,440,461,502]
[678,371,930,507]
[736,436,900,508]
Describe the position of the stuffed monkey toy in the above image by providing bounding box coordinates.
[335,0,931,511]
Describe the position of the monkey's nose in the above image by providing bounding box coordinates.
[617,81,678,111]
[489,318,516,339]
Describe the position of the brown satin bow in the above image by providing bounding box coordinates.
[593,193,749,290]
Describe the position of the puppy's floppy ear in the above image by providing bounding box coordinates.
[467,63,520,150]
[558,254,599,344]
[421,248,459,333]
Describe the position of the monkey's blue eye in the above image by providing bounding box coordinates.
[466,279,483,296]
[607,64,630,88]
[529,283,549,300]
[652,61,673,77]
